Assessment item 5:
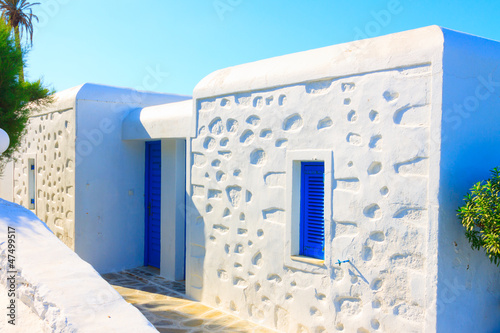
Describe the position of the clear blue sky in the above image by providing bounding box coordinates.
[26,0,500,96]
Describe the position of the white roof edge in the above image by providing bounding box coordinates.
[194,25,445,99]
[29,84,83,115]
[75,83,191,104]
[122,99,194,140]
[30,83,191,116]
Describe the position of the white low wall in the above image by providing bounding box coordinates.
[0,199,158,332]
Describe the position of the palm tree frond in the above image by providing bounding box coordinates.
[0,0,39,46]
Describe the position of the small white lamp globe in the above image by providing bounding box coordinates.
[0,128,10,154]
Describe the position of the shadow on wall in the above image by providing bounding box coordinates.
[122,109,152,140]
[185,193,206,300]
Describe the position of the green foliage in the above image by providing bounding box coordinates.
[0,19,51,170]
[457,167,500,266]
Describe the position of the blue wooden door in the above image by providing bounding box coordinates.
[145,141,161,268]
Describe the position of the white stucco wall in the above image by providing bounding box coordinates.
[436,29,500,333]
[12,86,78,249]
[73,84,190,273]
[160,138,186,281]
[188,27,446,332]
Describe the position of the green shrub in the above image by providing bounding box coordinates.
[457,167,500,266]
[0,19,52,172]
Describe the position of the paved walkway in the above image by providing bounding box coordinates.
[102,267,276,333]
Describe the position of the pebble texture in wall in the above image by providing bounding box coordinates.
[14,110,76,250]
[190,64,431,332]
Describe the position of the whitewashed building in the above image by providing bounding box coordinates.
[0,83,191,280]
[186,26,500,332]
[1,26,499,332]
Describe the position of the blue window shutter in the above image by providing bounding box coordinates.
[300,162,325,259]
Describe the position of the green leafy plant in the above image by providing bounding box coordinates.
[0,19,51,173]
[457,167,500,266]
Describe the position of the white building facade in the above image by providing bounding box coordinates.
[186,26,500,332]
[0,84,191,281]
[0,26,499,332]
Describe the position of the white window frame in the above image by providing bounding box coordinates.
[284,150,332,273]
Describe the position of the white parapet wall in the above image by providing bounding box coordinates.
[187,26,500,333]
[0,199,158,332]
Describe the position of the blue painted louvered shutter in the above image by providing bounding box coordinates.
[300,162,325,259]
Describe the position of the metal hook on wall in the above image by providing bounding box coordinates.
[336,259,350,266]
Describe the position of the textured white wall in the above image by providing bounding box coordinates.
[13,108,76,249]
[188,64,434,332]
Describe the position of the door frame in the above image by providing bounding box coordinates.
[159,139,186,281]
